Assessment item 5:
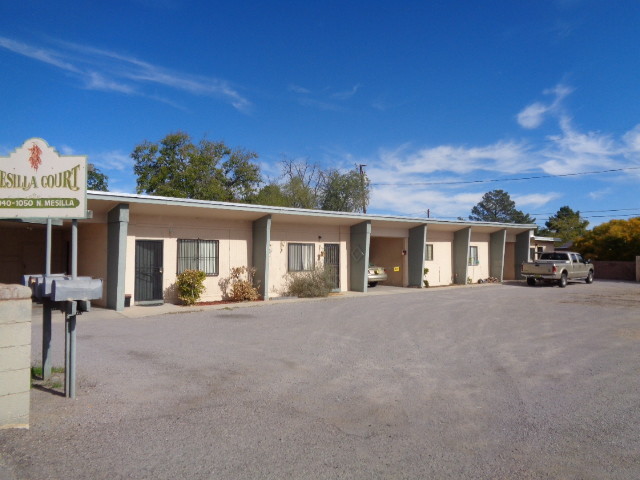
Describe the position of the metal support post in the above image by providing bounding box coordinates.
[42,299,53,380]
[65,220,79,398]
[71,219,78,279]
[42,218,53,380]
[65,301,77,399]
[45,219,52,276]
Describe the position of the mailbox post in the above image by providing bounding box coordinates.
[27,274,102,398]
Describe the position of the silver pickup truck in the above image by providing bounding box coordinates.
[521,251,594,288]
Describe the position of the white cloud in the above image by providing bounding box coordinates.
[369,185,486,219]
[588,188,612,200]
[513,192,561,208]
[331,84,361,100]
[362,83,640,219]
[538,115,621,174]
[517,102,549,129]
[290,83,360,111]
[85,71,137,94]
[92,151,134,171]
[516,83,573,129]
[0,35,251,112]
[59,145,75,155]
[288,84,311,94]
[370,140,530,181]
[0,36,79,73]
[622,124,640,153]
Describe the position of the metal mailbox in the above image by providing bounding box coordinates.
[22,274,65,299]
[51,278,103,302]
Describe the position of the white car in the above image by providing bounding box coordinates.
[368,263,388,287]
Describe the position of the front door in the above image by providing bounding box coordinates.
[324,243,340,291]
[135,240,164,305]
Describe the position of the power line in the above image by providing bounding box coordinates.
[371,166,640,186]
[530,207,640,215]
[401,207,640,223]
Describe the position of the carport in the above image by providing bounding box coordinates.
[368,220,427,288]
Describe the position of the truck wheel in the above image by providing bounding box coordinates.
[585,271,594,284]
[558,273,568,288]
[526,278,536,286]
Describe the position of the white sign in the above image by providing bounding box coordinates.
[0,138,87,219]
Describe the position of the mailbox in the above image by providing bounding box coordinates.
[24,274,66,299]
[51,278,103,302]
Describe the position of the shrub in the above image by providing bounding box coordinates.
[284,266,334,298]
[176,269,207,305]
[219,266,260,302]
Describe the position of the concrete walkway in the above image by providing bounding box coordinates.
[31,282,497,321]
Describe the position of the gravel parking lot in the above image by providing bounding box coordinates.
[1,280,639,479]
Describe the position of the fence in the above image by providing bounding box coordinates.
[592,258,640,282]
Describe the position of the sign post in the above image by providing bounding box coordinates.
[1,138,89,398]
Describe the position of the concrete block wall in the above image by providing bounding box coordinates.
[0,284,32,429]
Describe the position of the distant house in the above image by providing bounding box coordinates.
[530,235,562,259]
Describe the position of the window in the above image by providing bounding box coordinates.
[425,244,434,261]
[468,246,479,266]
[288,243,315,272]
[177,239,219,275]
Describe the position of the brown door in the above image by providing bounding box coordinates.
[503,242,516,280]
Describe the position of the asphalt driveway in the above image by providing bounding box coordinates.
[1,281,639,479]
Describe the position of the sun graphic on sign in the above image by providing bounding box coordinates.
[28,143,42,171]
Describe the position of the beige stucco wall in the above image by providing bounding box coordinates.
[425,230,453,286]
[77,223,108,306]
[467,232,490,282]
[268,224,349,297]
[370,226,407,238]
[125,214,253,303]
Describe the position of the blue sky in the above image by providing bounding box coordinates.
[2,0,640,228]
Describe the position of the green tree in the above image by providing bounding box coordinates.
[87,164,109,191]
[537,206,589,243]
[282,175,318,209]
[469,189,535,224]
[573,217,640,261]
[259,158,370,212]
[320,168,370,213]
[251,183,291,207]
[278,158,324,209]
[132,132,261,202]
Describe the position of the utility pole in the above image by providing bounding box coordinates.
[359,164,367,214]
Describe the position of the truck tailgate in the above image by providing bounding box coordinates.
[522,260,559,275]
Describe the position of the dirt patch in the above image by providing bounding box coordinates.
[193,299,264,306]
[616,328,640,340]
[561,292,640,308]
